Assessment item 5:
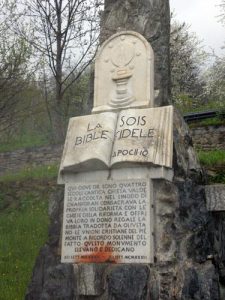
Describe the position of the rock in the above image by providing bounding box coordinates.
[108,265,149,300]
[76,264,108,296]
[25,187,75,300]
[25,94,222,300]
[181,263,220,300]
[190,125,225,151]
[25,245,75,300]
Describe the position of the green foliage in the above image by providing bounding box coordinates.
[62,72,90,118]
[0,3,35,133]
[174,93,200,113]
[0,164,58,183]
[189,117,225,127]
[197,150,225,166]
[175,93,225,114]
[190,98,225,113]
[197,149,225,184]
[0,69,90,149]
[0,192,49,300]
[207,171,225,184]
[0,132,49,153]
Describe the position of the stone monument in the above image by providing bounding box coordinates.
[57,31,173,266]
[26,6,223,299]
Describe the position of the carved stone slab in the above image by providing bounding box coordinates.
[93,31,154,113]
[111,106,173,168]
[61,179,153,264]
[58,106,173,184]
[205,185,225,211]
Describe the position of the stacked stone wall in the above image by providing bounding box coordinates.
[191,125,225,150]
[0,144,63,176]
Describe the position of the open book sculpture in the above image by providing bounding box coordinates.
[59,106,173,175]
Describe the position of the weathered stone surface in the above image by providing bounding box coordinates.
[153,180,179,262]
[210,211,225,294]
[205,185,225,211]
[58,112,117,178]
[108,265,149,300]
[26,109,225,299]
[181,263,220,300]
[25,188,72,300]
[191,125,225,150]
[101,0,170,107]
[76,264,107,296]
[58,106,173,183]
[111,106,173,168]
[25,245,76,300]
[173,109,202,180]
[48,188,64,248]
[181,268,199,299]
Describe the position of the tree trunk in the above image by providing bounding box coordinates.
[52,0,66,143]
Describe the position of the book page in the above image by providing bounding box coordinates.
[59,112,117,173]
[111,106,173,168]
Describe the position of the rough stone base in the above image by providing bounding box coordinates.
[25,111,223,299]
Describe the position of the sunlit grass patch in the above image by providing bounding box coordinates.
[197,150,225,166]
[197,150,225,184]
[0,193,49,300]
[0,164,58,183]
[0,133,50,153]
[189,117,225,127]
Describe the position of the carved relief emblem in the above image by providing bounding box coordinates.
[93,31,154,113]
[109,36,136,107]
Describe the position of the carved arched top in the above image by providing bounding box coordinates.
[93,31,154,113]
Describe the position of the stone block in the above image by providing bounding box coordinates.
[205,185,225,211]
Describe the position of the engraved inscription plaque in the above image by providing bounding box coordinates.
[61,179,153,264]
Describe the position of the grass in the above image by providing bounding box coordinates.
[197,150,225,167]
[207,171,225,184]
[175,94,225,114]
[189,117,225,128]
[0,132,50,153]
[0,164,59,183]
[0,164,57,299]
[0,191,50,300]
[197,149,225,184]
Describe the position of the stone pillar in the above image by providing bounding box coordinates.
[101,0,171,107]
